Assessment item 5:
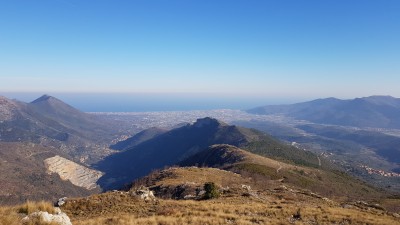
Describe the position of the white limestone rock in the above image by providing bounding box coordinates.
[22,210,72,225]
[44,155,103,190]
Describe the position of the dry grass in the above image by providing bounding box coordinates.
[0,206,20,225]
[64,197,399,225]
[60,176,400,225]
[0,200,57,225]
[1,192,398,225]
[18,200,56,215]
[1,167,399,225]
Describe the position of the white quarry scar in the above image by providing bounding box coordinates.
[44,155,103,190]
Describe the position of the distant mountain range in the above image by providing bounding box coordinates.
[248,96,400,129]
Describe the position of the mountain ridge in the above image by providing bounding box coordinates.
[97,117,258,190]
[248,95,400,129]
[97,117,324,190]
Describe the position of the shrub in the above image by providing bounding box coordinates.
[203,182,220,199]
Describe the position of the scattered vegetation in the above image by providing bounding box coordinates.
[234,163,281,180]
[244,139,322,168]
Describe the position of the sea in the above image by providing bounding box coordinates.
[0,92,301,112]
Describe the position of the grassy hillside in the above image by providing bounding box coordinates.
[2,167,398,225]
[180,145,384,201]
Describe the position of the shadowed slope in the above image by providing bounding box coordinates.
[97,117,261,190]
[110,127,168,151]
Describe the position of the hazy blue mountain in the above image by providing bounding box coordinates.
[0,95,117,162]
[29,95,109,136]
[248,96,400,129]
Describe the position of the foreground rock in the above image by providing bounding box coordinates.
[131,186,156,201]
[22,208,72,225]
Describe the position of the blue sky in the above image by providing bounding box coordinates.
[1,0,400,104]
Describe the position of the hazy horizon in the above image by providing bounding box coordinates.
[0,92,306,112]
[1,92,398,112]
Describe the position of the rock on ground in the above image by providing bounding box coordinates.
[21,209,72,225]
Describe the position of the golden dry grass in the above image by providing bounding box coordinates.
[0,201,57,225]
[1,167,399,225]
[1,193,398,225]
[65,197,399,225]
[61,167,399,225]
[0,206,20,225]
[18,200,56,215]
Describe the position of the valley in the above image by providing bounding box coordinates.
[94,106,400,193]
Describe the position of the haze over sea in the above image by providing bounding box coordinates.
[0,92,302,112]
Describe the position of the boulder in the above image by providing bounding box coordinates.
[132,186,156,201]
[22,210,72,225]
[241,184,251,191]
[56,197,67,207]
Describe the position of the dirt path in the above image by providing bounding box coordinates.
[276,164,282,173]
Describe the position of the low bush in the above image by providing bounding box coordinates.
[203,182,220,199]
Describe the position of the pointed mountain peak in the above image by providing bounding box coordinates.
[31,94,58,104]
[29,94,87,118]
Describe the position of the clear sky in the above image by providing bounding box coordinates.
[1,0,400,104]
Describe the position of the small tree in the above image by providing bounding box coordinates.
[203,182,220,199]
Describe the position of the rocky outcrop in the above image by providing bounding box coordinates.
[44,155,103,190]
[22,208,72,225]
[131,186,156,201]
[56,197,67,207]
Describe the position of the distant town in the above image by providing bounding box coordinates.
[360,165,400,177]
